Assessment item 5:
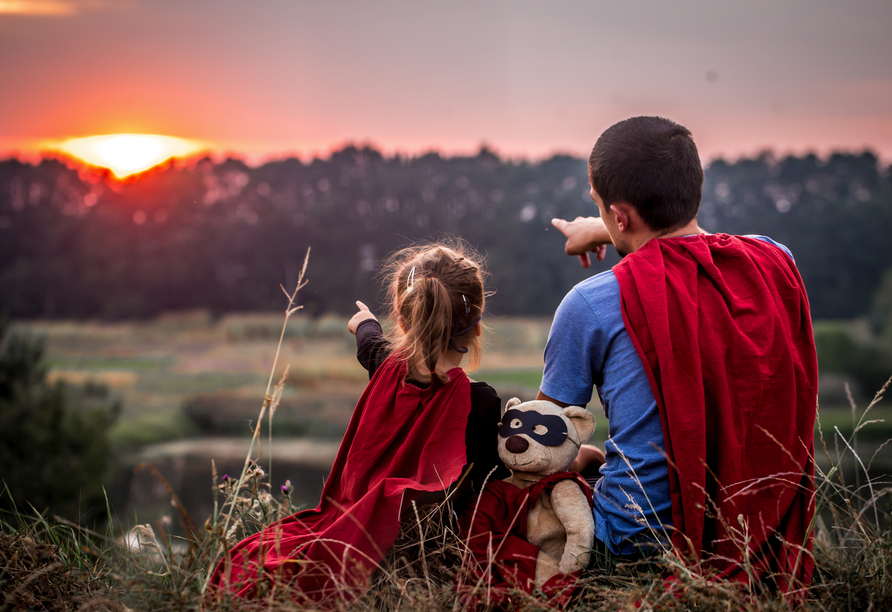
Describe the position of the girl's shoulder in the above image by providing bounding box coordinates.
[468,379,500,413]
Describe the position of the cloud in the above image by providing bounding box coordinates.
[0,0,122,16]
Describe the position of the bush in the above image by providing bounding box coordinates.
[813,322,892,399]
[0,318,121,520]
[870,268,892,339]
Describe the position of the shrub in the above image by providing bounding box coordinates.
[0,318,121,521]
[813,322,892,399]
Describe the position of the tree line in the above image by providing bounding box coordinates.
[1,147,890,321]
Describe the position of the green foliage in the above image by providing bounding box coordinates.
[0,318,121,520]
[813,321,892,399]
[871,268,892,339]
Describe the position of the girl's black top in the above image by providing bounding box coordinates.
[354,318,509,492]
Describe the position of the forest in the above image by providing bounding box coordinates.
[1,146,890,323]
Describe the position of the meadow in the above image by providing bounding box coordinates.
[3,311,892,610]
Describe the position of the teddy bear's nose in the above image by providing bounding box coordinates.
[505,435,529,454]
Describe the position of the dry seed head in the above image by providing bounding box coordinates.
[225,519,242,544]
[132,524,159,550]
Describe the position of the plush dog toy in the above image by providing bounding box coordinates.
[458,397,597,594]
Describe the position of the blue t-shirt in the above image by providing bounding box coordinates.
[541,235,792,555]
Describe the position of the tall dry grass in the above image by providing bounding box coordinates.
[2,383,891,611]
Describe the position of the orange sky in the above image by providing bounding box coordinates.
[2,0,891,163]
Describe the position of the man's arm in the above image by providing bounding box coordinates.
[551,217,612,268]
[536,389,572,407]
[539,286,608,474]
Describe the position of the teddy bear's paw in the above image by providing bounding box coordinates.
[559,552,587,574]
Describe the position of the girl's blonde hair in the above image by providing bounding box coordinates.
[382,240,487,384]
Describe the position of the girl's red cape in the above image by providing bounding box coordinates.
[209,356,472,602]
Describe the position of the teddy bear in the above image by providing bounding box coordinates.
[458,397,597,594]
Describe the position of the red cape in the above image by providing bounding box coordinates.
[210,357,473,603]
[614,234,818,592]
[457,472,592,602]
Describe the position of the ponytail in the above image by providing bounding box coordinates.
[383,241,487,385]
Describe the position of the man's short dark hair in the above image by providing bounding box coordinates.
[589,116,704,231]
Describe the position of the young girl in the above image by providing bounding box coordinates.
[211,241,506,603]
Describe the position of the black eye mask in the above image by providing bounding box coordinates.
[498,408,569,447]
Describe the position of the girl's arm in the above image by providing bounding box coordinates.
[355,318,391,379]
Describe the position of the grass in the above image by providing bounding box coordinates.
[148,371,258,394]
[47,356,170,371]
[476,367,543,390]
[111,410,201,447]
[2,402,891,611]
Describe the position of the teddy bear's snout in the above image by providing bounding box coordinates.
[505,435,529,454]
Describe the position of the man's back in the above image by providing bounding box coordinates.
[614,234,818,587]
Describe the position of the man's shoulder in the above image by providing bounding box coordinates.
[570,269,620,304]
[739,234,795,262]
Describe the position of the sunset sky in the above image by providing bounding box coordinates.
[2,0,891,164]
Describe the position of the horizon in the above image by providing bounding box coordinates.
[5,139,890,179]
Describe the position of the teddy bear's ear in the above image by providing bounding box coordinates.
[504,397,522,416]
[562,406,596,445]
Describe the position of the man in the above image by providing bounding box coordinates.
[539,116,818,592]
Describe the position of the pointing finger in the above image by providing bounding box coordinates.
[551,218,569,235]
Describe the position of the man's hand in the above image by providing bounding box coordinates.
[551,217,612,268]
[348,301,378,335]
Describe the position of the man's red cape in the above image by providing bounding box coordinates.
[613,234,818,592]
[209,357,472,603]
[457,472,592,601]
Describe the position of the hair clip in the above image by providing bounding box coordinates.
[462,294,470,314]
[406,266,416,293]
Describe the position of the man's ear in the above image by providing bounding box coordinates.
[610,204,631,233]
[397,315,408,332]
[562,406,596,445]
[504,397,522,416]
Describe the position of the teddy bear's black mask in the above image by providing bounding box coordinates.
[498,409,569,447]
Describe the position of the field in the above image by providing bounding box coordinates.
[23,313,605,447]
[24,311,892,444]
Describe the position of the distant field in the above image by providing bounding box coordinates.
[17,313,892,460]
[18,314,560,446]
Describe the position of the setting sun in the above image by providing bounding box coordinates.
[54,134,206,178]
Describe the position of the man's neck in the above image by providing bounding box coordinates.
[630,218,705,253]
[660,217,706,239]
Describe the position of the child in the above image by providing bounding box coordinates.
[348,242,507,493]
[211,241,506,603]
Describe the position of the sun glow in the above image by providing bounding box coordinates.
[54,134,206,178]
